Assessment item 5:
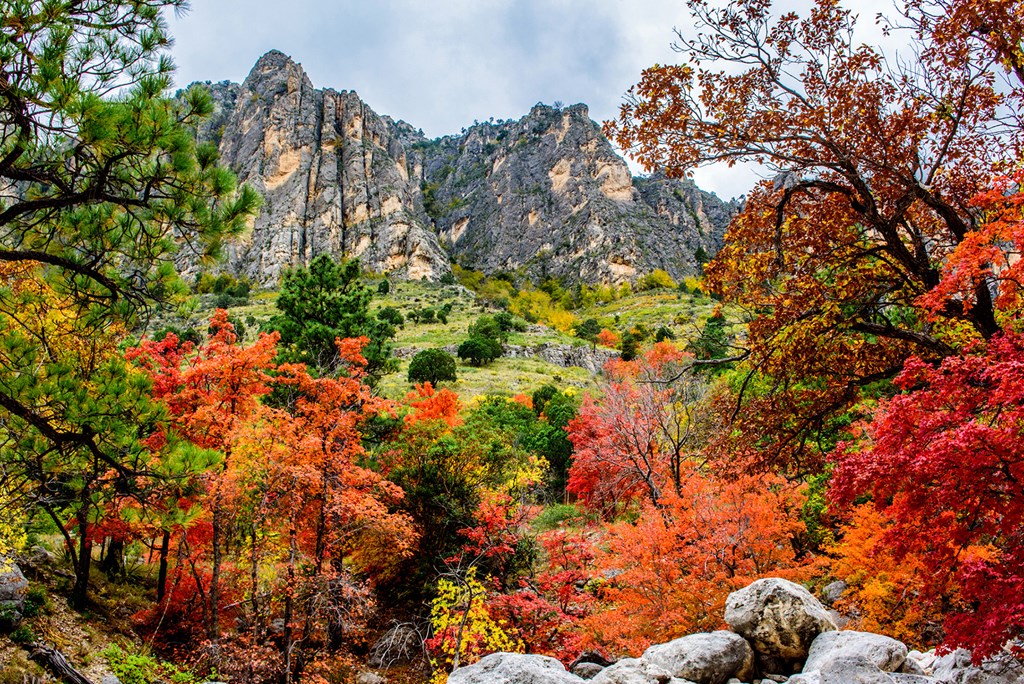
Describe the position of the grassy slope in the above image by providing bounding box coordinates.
[144,280,741,404]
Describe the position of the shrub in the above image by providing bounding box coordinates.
[377,306,405,326]
[458,336,503,366]
[9,625,35,644]
[408,348,458,385]
[638,269,678,291]
[378,279,391,295]
[620,332,640,361]
[469,315,506,343]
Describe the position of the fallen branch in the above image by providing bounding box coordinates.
[28,642,95,684]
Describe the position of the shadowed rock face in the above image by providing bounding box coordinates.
[204,50,450,286]
[192,51,738,287]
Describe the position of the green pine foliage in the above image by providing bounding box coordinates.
[265,254,395,377]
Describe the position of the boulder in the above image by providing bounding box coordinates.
[788,656,898,684]
[355,673,386,684]
[589,658,695,684]
[929,648,1024,684]
[899,655,927,676]
[0,559,28,624]
[447,653,584,684]
[368,623,421,668]
[642,631,755,684]
[890,675,941,683]
[821,581,848,606]
[724,578,837,664]
[906,650,938,675]
[804,631,908,673]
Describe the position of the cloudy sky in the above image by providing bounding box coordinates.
[166,0,892,199]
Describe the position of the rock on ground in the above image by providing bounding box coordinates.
[368,623,421,668]
[590,657,696,684]
[447,652,585,684]
[642,631,755,684]
[788,656,900,684]
[803,630,908,673]
[724,578,837,663]
[0,558,29,623]
[929,648,1024,684]
[572,662,606,680]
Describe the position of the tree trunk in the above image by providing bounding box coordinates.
[208,504,222,642]
[156,530,171,603]
[283,526,298,684]
[99,538,124,579]
[29,642,95,684]
[71,508,92,611]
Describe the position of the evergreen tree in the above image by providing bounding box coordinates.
[408,348,458,385]
[266,255,395,377]
[575,318,602,350]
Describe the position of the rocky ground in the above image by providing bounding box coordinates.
[446,579,1024,684]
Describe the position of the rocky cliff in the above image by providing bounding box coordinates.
[193,51,738,286]
[411,104,736,284]
[200,50,450,286]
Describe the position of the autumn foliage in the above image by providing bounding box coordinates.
[582,465,812,655]
[128,312,416,678]
[831,333,1024,657]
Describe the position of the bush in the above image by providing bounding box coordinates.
[378,279,391,295]
[532,384,559,416]
[377,306,405,326]
[21,587,47,618]
[654,326,676,343]
[440,272,457,285]
[620,332,640,361]
[458,336,503,366]
[494,311,527,333]
[468,315,506,343]
[638,269,678,291]
[408,348,458,385]
[9,625,35,644]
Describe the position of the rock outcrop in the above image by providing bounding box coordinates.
[0,558,28,624]
[414,105,736,284]
[802,631,908,674]
[642,631,755,684]
[447,652,583,684]
[187,51,738,287]
[198,51,450,286]
[442,578,1023,684]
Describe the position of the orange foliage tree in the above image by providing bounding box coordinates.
[581,464,811,655]
[567,343,713,514]
[828,505,948,649]
[130,312,415,679]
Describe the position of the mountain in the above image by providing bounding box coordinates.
[190,50,738,287]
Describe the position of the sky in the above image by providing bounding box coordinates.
[165,0,893,200]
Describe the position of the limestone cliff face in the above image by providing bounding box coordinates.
[206,51,449,286]
[194,52,736,286]
[412,104,737,283]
